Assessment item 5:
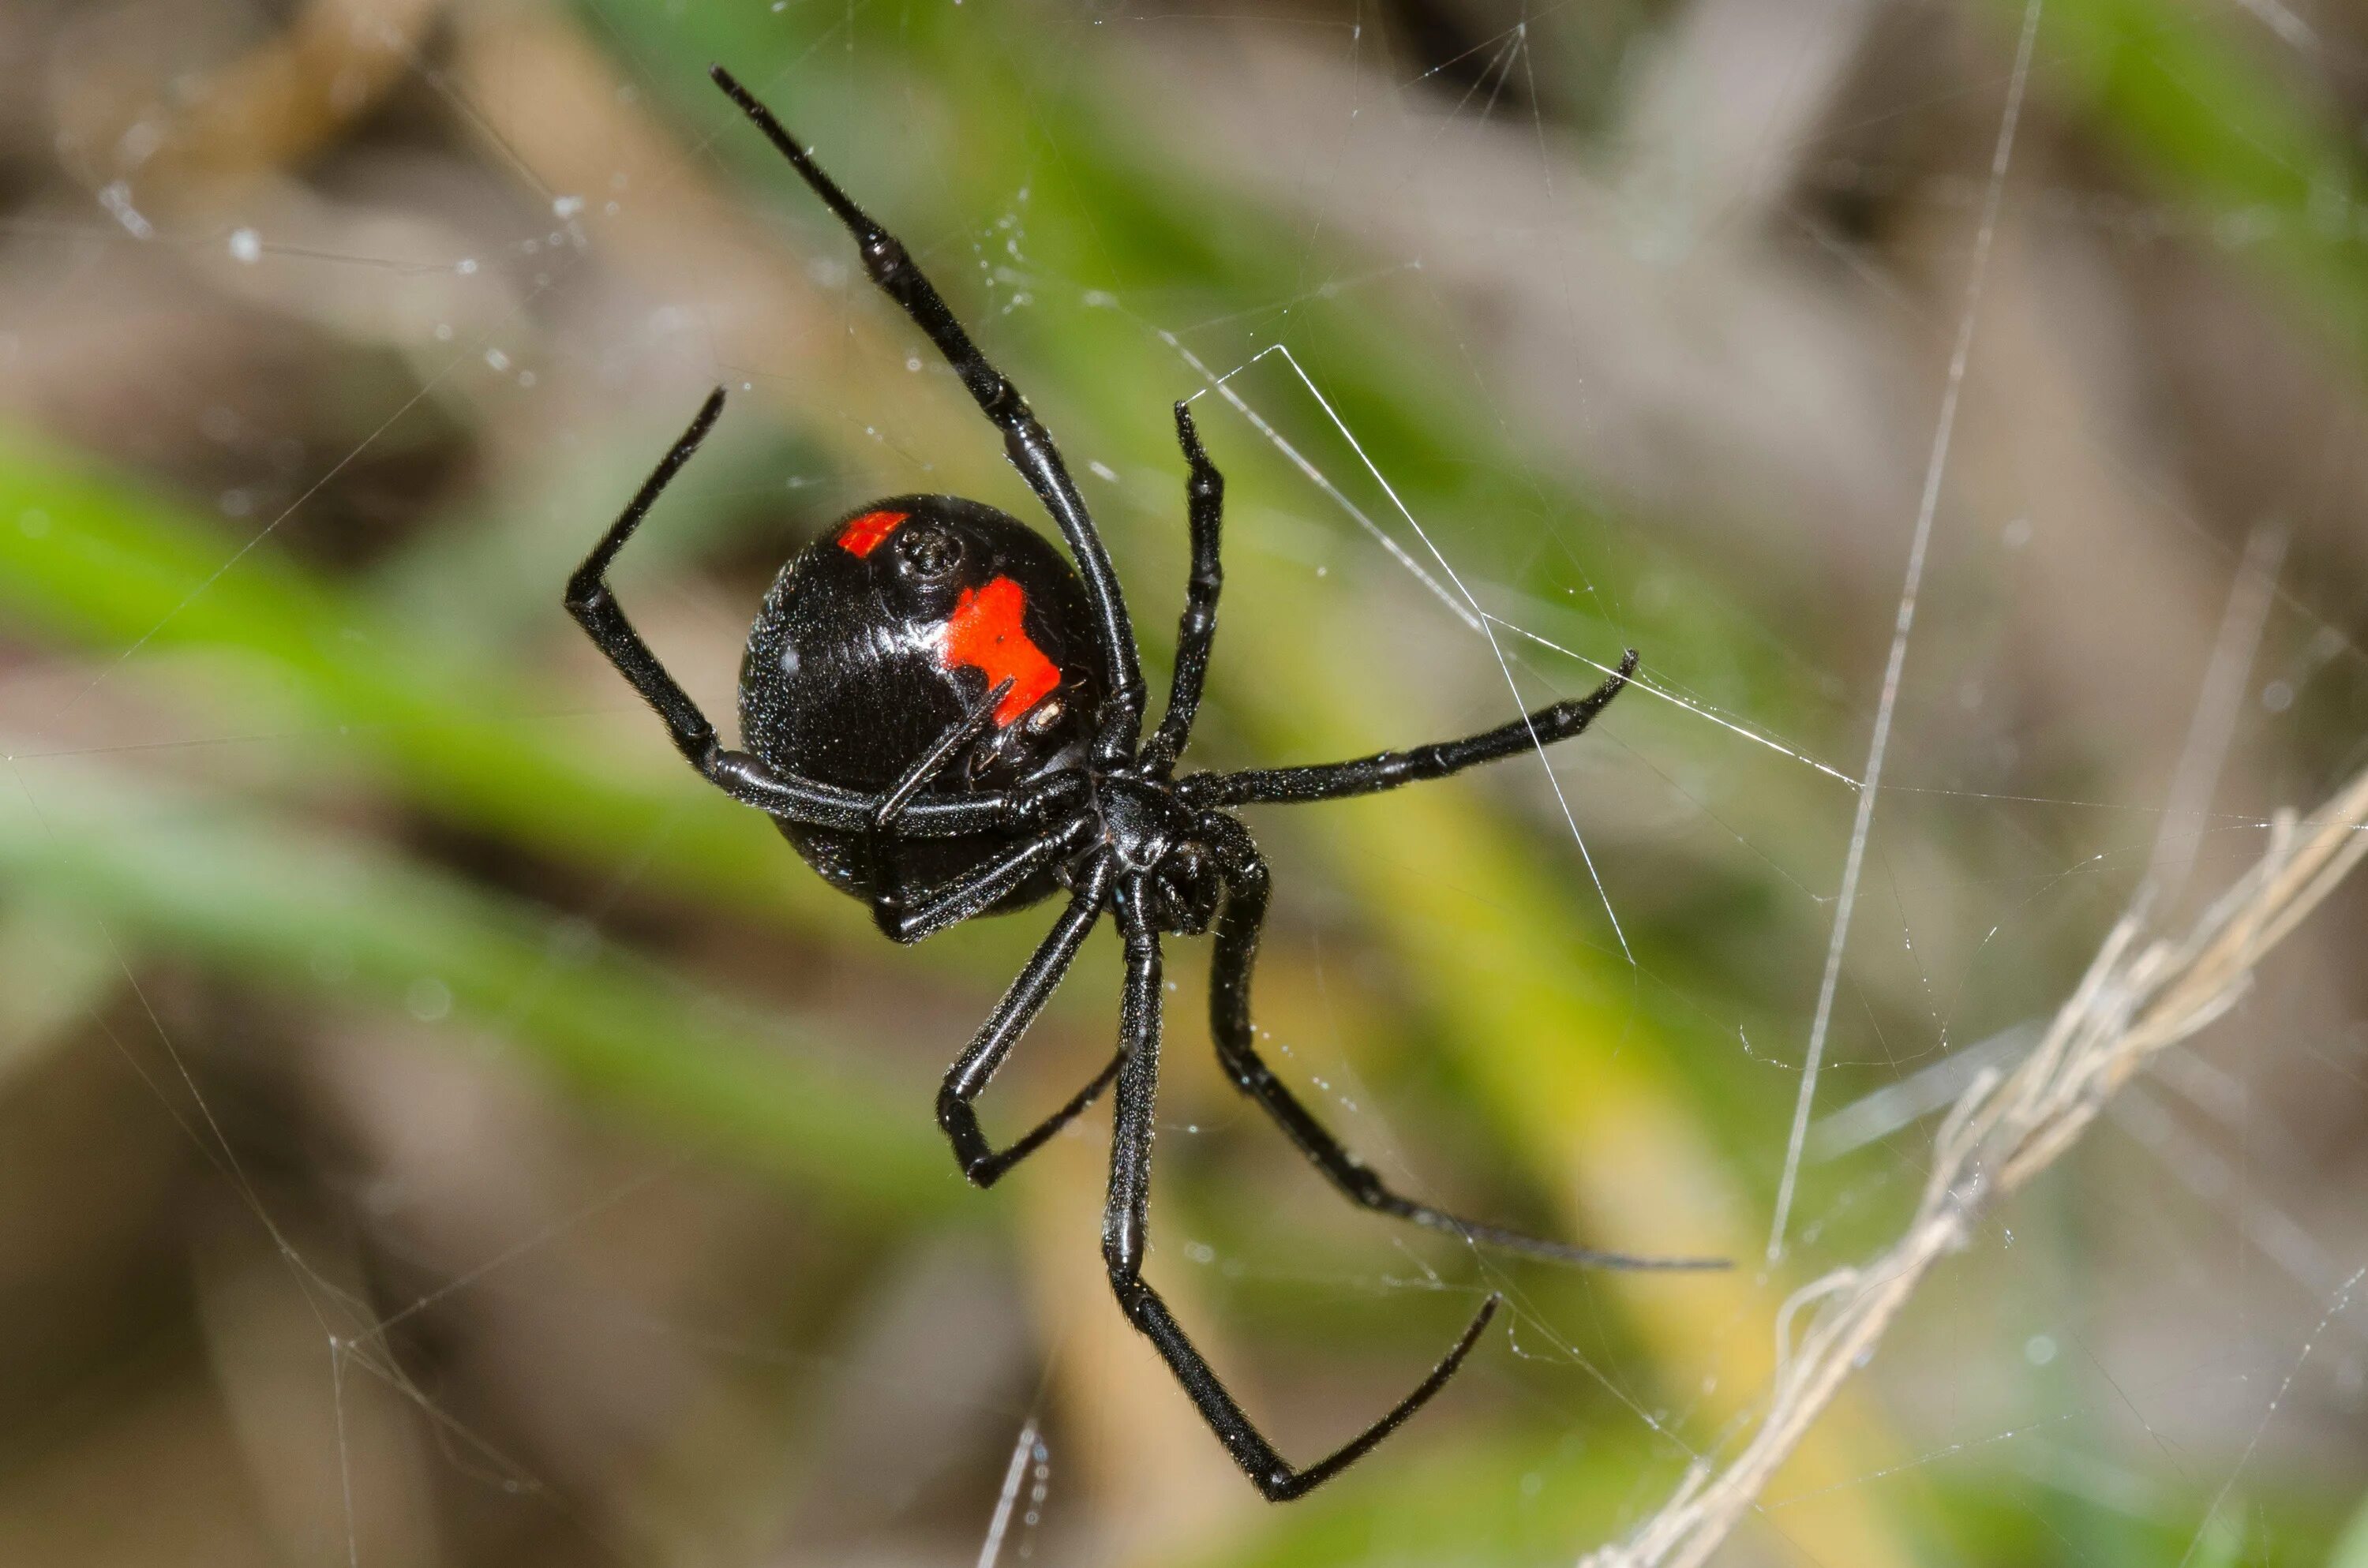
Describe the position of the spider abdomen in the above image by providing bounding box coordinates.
[737,494,1107,907]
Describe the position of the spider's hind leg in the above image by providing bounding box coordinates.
[1203,816,1724,1273]
[1103,872,1497,1501]
[870,820,1085,945]
[936,858,1123,1186]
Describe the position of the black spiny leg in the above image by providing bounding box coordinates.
[1101,874,1500,1503]
[1201,818,1724,1272]
[709,65,1147,764]
[1183,651,1639,810]
[564,389,736,776]
[854,676,1017,936]
[937,858,1122,1185]
[1141,401,1223,775]
[871,678,1014,832]
[872,819,1090,945]
[566,389,1025,840]
[564,392,837,820]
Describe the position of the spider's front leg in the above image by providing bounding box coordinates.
[710,65,1147,763]
[1101,873,1499,1502]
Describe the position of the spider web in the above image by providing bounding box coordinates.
[2,1,2367,1566]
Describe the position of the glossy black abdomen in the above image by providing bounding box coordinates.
[738,495,1106,910]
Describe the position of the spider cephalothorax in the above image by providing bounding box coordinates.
[564,64,1720,1504]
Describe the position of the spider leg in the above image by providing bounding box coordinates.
[856,676,1018,900]
[567,389,1025,839]
[1201,814,1725,1272]
[565,389,762,785]
[937,856,1122,1185]
[1182,651,1638,810]
[1141,402,1223,775]
[1103,873,1498,1502]
[873,677,1014,831]
[710,66,1146,765]
[872,817,1092,945]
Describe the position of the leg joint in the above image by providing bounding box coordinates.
[1341,1161,1387,1206]
[1216,1042,1265,1092]
[1254,1468,1304,1503]
[991,390,1034,436]
[936,1101,1001,1188]
[1103,1247,1150,1306]
[871,895,925,945]
[860,233,906,283]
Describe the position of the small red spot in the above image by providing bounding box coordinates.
[837,509,908,558]
[940,576,1061,726]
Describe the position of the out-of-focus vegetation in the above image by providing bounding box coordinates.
[2,1,2366,1563]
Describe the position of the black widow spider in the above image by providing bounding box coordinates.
[566,65,1719,1503]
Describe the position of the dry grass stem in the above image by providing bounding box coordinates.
[1580,761,2368,1568]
